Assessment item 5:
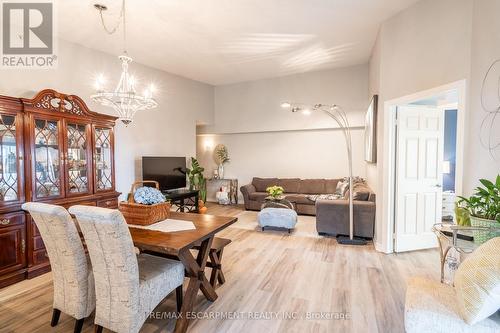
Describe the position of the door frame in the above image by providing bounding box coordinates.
[379,80,466,253]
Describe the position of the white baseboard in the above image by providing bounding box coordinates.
[374,241,393,254]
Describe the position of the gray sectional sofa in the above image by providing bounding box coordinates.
[240,177,376,238]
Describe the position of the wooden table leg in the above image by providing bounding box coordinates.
[174,237,216,333]
[209,248,226,287]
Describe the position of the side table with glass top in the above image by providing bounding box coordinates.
[207,178,238,205]
[432,223,500,284]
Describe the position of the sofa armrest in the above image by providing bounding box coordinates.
[240,184,257,209]
[315,199,376,238]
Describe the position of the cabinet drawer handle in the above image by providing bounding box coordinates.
[0,218,10,225]
[21,239,26,254]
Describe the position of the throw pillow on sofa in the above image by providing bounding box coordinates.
[335,178,349,196]
[335,177,366,197]
[454,237,500,325]
[345,183,371,201]
[306,194,341,202]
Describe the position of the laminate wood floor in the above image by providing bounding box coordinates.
[0,203,439,333]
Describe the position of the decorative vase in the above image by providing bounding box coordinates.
[218,164,224,179]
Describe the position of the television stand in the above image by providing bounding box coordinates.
[163,189,199,213]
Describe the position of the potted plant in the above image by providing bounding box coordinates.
[457,175,500,243]
[266,185,284,201]
[186,157,207,213]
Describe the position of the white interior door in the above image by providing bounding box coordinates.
[395,105,444,252]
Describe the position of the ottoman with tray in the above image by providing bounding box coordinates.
[258,198,298,233]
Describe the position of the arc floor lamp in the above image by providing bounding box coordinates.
[281,102,367,245]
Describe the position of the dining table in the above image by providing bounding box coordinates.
[128,211,238,333]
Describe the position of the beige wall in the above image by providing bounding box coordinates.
[197,128,366,202]
[197,65,370,202]
[368,0,500,252]
[467,0,500,191]
[0,39,214,200]
[207,65,369,133]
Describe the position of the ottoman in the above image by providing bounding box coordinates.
[258,207,298,233]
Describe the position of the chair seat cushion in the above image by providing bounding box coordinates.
[258,208,298,229]
[137,254,184,320]
[405,277,500,333]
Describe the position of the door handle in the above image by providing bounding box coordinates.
[434,184,442,188]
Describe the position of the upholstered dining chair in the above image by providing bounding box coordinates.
[69,205,185,333]
[21,202,95,333]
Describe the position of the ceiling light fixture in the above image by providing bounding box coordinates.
[90,0,158,125]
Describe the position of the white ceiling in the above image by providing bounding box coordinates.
[57,0,420,85]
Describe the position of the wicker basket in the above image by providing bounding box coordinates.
[119,181,171,226]
[470,216,500,244]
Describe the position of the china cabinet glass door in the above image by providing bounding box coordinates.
[65,122,92,196]
[0,114,23,204]
[32,117,63,199]
[93,126,114,192]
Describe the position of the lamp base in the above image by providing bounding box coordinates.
[336,235,367,246]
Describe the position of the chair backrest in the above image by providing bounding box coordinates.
[69,205,140,331]
[21,202,94,319]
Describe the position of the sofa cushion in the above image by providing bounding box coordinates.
[299,179,326,194]
[285,194,311,205]
[252,178,278,192]
[277,178,300,193]
[325,179,340,194]
[248,192,268,201]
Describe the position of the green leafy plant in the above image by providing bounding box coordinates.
[457,175,500,222]
[266,185,284,199]
[186,157,207,202]
[454,203,471,226]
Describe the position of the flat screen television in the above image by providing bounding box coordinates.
[142,156,187,192]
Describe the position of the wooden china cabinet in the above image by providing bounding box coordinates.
[0,89,120,288]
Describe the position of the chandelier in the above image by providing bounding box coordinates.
[90,0,157,125]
